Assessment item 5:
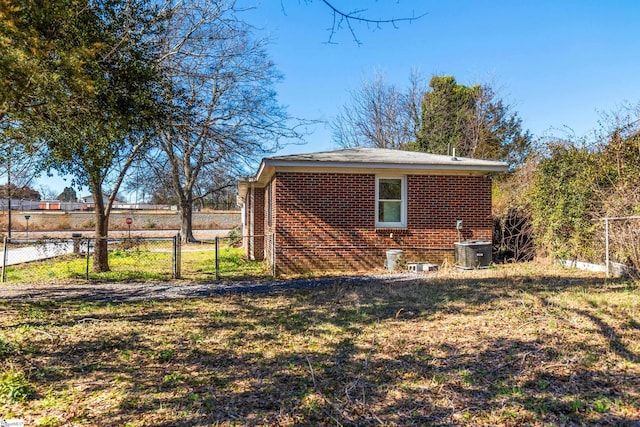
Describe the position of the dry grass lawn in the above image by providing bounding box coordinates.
[1,262,639,426]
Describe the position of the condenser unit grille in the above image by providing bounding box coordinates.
[454,241,492,269]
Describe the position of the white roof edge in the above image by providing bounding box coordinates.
[239,151,509,196]
[263,159,508,172]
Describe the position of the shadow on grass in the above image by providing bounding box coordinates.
[1,271,638,425]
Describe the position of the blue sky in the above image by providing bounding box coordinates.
[241,0,640,156]
[38,0,640,197]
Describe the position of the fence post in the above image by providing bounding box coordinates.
[271,233,275,277]
[172,234,175,278]
[604,217,610,277]
[85,238,90,280]
[215,236,219,281]
[72,233,82,254]
[173,233,181,279]
[1,236,7,283]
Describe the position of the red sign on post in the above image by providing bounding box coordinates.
[126,217,133,225]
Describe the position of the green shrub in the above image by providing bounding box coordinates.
[0,370,34,403]
[0,337,12,357]
[36,416,63,427]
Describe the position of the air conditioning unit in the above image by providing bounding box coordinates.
[454,241,492,269]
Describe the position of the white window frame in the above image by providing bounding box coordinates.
[375,175,407,228]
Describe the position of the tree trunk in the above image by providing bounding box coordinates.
[91,186,110,272]
[7,156,11,239]
[180,194,196,243]
[92,209,110,272]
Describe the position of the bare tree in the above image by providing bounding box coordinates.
[154,0,305,242]
[405,70,425,143]
[332,70,423,149]
[125,154,238,210]
[38,186,57,200]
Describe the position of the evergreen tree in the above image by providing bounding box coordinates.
[417,75,532,164]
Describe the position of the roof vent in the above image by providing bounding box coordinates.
[451,148,459,161]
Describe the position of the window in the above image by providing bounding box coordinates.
[376,176,406,228]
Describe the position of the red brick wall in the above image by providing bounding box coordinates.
[247,186,265,260]
[263,179,277,269]
[273,172,493,274]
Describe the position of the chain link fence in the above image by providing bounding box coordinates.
[0,233,271,283]
[598,216,640,277]
[179,235,271,281]
[559,216,640,278]
[1,235,180,282]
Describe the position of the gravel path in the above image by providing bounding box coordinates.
[0,274,425,303]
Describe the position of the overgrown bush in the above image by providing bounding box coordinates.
[529,143,600,261]
[525,110,640,269]
[598,129,640,273]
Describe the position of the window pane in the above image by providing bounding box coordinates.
[379,201,401,223]
[379,179,401,200]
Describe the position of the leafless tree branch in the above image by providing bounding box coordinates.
[332,70,424,148]
[318,0,427,44]
[149,0,310,241]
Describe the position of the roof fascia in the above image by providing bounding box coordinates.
[272,165,501,176]
[248,158,508,188]
[269,158,505,173]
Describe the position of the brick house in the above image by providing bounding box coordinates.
[238,147,508,275]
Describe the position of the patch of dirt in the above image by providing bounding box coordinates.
[0,273,422,302]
